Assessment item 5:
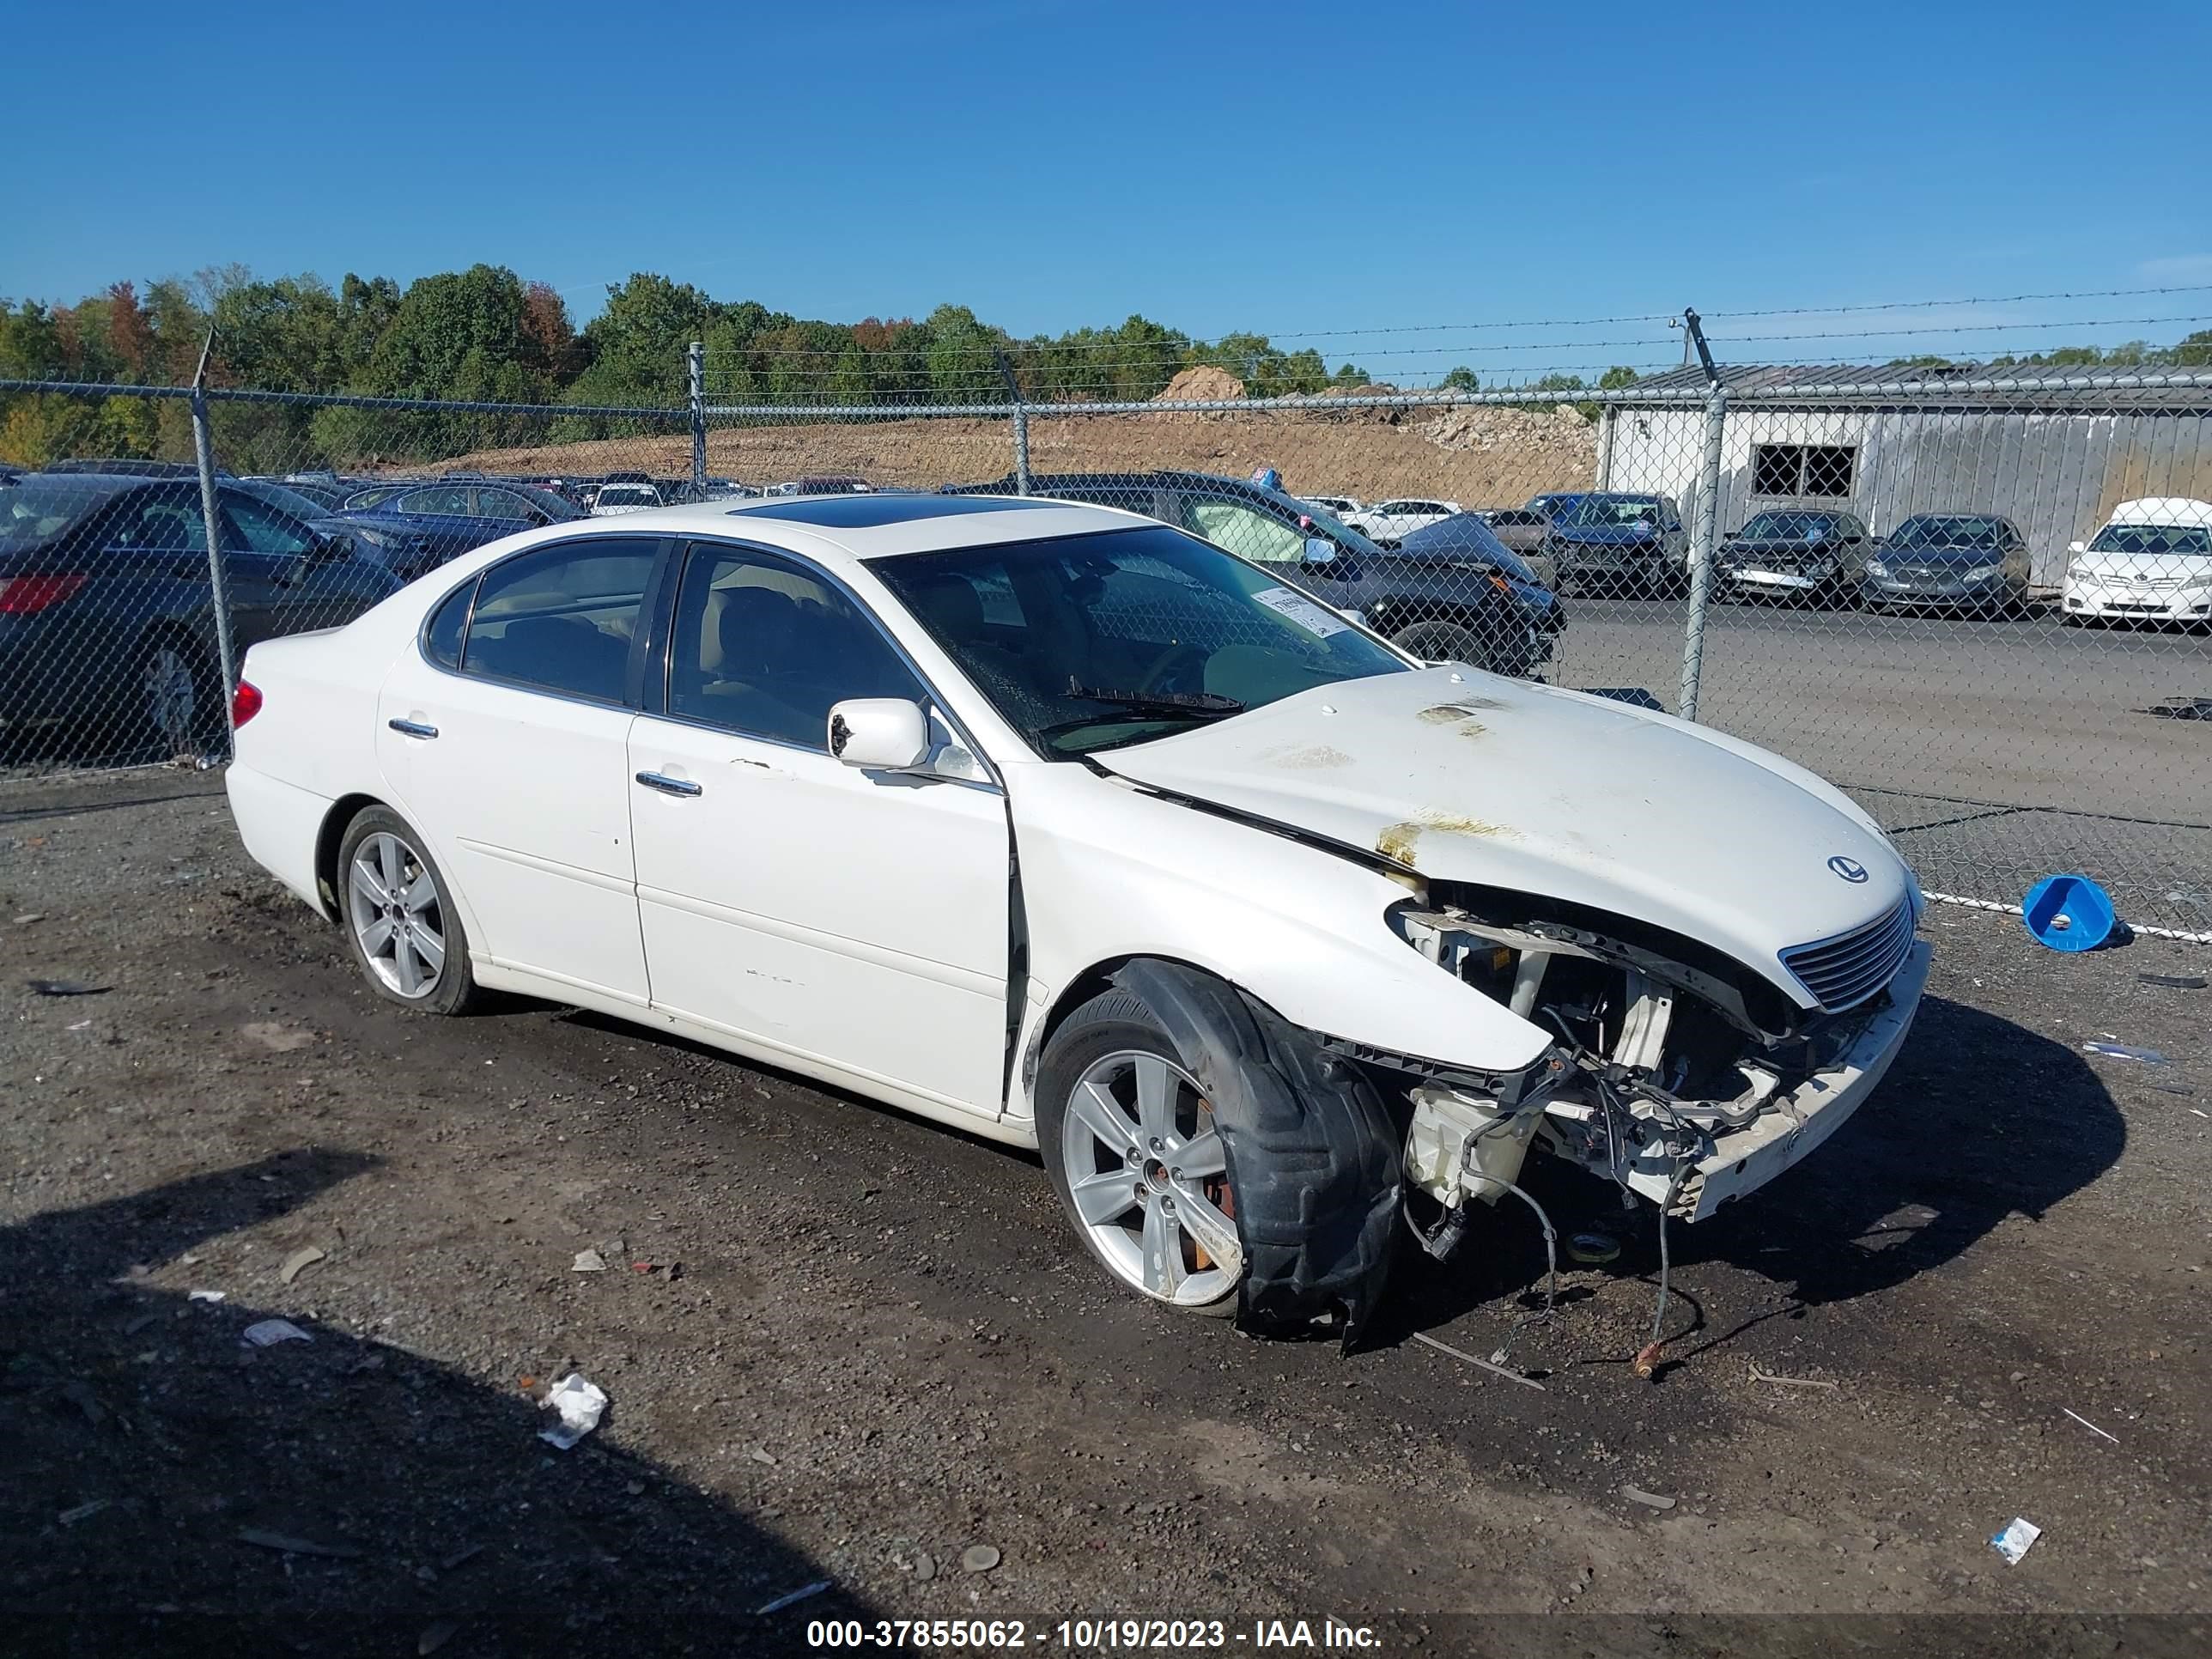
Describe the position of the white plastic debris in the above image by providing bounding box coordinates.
[1990,1516,2042,1565]
[537,1373,609,1450]
[186,1290,226,1304]
[241,1319,313,1348]
[571,1249,607,1273]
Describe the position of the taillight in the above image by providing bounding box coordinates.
[232,679,264,728]
[0,574,88,614]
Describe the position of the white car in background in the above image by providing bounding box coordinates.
[592,482,663,516]
[1300,494,1363,519]
[225,495,1926,1338]
[2062,497,2212,623]
[1345,496,1464,542]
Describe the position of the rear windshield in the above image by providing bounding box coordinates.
[1560,495,1663,528]
[0,477,122,546]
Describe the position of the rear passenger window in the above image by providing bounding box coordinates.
[665,545,921,750]
[460,538,657,704]
[424,580,473,669]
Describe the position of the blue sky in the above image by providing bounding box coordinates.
[10,0,2211,380]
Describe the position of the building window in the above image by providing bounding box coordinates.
[1752,442,1856,497]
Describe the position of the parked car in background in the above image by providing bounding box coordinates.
[1300,494,1362,518]
[768,476,876,495]
[42,459,215,479]
[1525,490,1588,521]
[339,481,586,580]
[2062,497,2212,625]
[0,471,399,755]
[950,470,1560,677]
[1545,492,1688,595]
[1345,496,1463,542]
[592,482,665,516]
[253,476,354,513]
[1717,509,1872,605]
[1863,514,2027,615]
[1478,507,1559,588]
[225,494,1925,1333]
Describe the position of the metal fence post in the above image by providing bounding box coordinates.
[1676,308,1726,724]
[688,341,707,495]
[993,348,1030,495]
[189,331,238,741]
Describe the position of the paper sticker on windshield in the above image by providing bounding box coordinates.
[1253,586,1351,638]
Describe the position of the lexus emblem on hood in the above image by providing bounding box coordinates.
[1828,855,1869,884]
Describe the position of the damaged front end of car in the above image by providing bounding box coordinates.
[1367,883,1929,1302]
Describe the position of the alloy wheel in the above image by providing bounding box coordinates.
[1060,1050,1241,1306]
[347,832,447,999]
[141,644,198,754]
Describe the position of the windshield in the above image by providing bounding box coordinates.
[871,525,1407,757]
[1888,516,2008,551]
[2087,522,2212,556]
[344,483,410,510]
[0,477,120,546]
[1560,495,1663,528]
[240,481,338,522]
[1740,511,1839,540]
[1249,489,1387,559]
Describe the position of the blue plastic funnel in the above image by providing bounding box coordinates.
[2021,873,2116,952]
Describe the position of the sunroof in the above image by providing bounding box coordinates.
[732,494,1047,528]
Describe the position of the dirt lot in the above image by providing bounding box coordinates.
[450,403,1601,507]
[3,773,2209,1656]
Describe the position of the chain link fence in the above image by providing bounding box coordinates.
[5,343,2208,939]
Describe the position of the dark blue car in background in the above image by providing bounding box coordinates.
[335,479,586,579]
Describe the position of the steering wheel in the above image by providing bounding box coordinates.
[1134,641,1206,695]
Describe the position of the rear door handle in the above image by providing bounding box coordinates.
[635,770,702,798]
[386,718,439,739]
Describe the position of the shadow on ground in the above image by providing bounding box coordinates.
[0,1151,865,1656]
[1382,994,2125,1358]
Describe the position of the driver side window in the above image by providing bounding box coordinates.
[666,546,923,750]
[1183,499,1309,565]
[222,495,316,556]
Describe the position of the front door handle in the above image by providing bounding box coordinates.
[635,770,702,798]
[386,718,439,739]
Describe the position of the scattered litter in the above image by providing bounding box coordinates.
[277,1245,326,1285]
[186,1290,226,1304]
[913,1551,936,1582]
[238,1527,362,1559]
[119,1313,161,1336]
[748,1446,778,1465]
[2062,1407,2120,1444]
[58,1498,112,1527]
[2137,973,2207,990]
[241,1320,313,1348]
[536,1373,609,1450]
[14,913,46,925]
[2081,1042,2168,1065]
[2154,1082,2200,1097]
[1990,1516,2042,1565]
[243,1021,314,1053]
[630,1261,654,1273]
[2141,696,2212,721]
[961,1544,1001,1573]
[67,1019,91,1031]
[439,1543,485,1572]
[417,1620,460,1656]
[1410,1329,1547,1391]
[1620,1486,1676,1511]
[755,1580,831,1615]
[27,979,110,997]
[1565,1231,1620,1265]
[1750,1364,1841,1391]
[571,1249,607,1273]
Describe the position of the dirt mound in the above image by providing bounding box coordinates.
[1152,364,1245,403]
[1417,404,1598,472]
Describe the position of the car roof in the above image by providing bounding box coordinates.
[518,492,1149,567]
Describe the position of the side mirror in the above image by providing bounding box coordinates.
[2069,540,2086,555]
[827,698,930,770]
[1302,537,1336,565]
[310,530,349,560]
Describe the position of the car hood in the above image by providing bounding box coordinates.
[1880,545,2002,565]
[1728,537,1838,559]
[1092,666,1908,1002]
[2070,548,2212,581]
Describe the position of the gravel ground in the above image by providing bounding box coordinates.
[2,773,2208,1656]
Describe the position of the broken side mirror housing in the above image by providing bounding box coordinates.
[827,698,931,770]
[2069,540,2087,554]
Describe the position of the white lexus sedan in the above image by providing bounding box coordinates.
[228,495,1928,1337]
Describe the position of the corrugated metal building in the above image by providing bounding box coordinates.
[1595,363,2212,586]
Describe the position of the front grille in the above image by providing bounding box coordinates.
[1780,896,1917,1012]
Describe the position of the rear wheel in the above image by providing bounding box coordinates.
[336,806,484,1016]
[125,630,221,759]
